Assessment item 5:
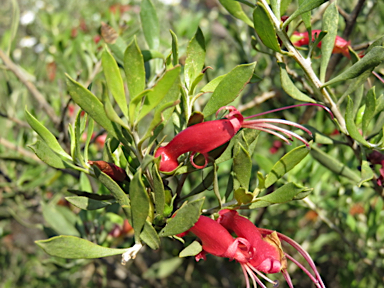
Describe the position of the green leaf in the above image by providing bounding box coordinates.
[124,36,146,99]
[73,110,86,166]
[250,182,311,209]
[203,62,256,117]
[182,169,215,199]
[65,196,112,210]
[310,146,360,182]
[323,47,384,87]
[283,0,327,29]
[365,35,384,55]
[66,75,119,139]
[233,143,252,190]
[234,187,254,204]
[36,235,129,259]
[179,241,202,258]
[253,4,281,52]
[200,74,226,93]
[141,50,164,61]
[219,0,254,27]
[271,0,281,18]
[140,221,160,250]
[8,0,20,54]
[362,87,376,135]
[170,30,179,66]
[278,63,316,102]
[265,145,310,187]
[358,160,374,187]
[130,169,150,242]
[25,108,71,161]
[143,257,183,279]
[346,96,374,147]
[152,164,165,216]
[29,140,73,169]
[337,70,372,106]
[320,2,338,82]
[184,27,206,89]
[137,66,181,122]
[298,0,311,31]
[42,203,80,236]
[159,198,204,237]
[102,48,128,118]
[140,0,160,50]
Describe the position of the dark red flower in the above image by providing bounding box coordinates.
[88,160,127,182]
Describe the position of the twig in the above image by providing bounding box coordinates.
[0,137,41,162]
[0,112,30,128]
[0,49,61,126]
[238,91,276,112]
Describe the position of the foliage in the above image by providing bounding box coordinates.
[1,0,384,287]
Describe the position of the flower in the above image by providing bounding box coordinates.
[155,103,332,172]
[291,30,351,59]
[179,209,325,288]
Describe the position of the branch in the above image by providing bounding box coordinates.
[0,49,61,126]
[238,90,276,112]
[0,112,30,128]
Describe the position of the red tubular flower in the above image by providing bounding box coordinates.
[155,103,332,172]
[180,210,325,288]
[88,160,127,182]
[292,29,351,59]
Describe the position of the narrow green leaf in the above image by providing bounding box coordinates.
[346,96,373,147]
[233,143,252,190]
[25,108,71,160]
[29,140,73,169]
[323,47,384,87]
[250,182,311,208]
[65,196,112,210]
[362,87,376,135]
[124,36,146,99]
[219,0,254,27]
[66,75,118,139]
[320,2,338,82]
[102,48,128,118]
[253,4,281,52]
[42,203,80,236]
[140,221,160,250]
[141,50,164,61]
[159,198,204,237]
[365,35,384,55]
[298,0,311,31]
[358,160,374,187]
[337,69,372,106]
[137,66,181,122]
[140,0,160,50]
[130,169,150,243]
[184,27,206,89]
[36,235,128,259]
[179,241,202,258]
[200,74,226,93]
[182,169,215,199]
[270,0,281,18]
[203,62,256,117]
[283,0,327,29]
[8,0,20,54]
[73,110,86,166]
[278,63,316,102]
[170,30,179,66]
[310,145,360,182]
[265,145,310,187]
[152,164,165,216]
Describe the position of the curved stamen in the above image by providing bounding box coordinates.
[282,269,294,288]
[244,103,334,120]
[241,264,251,288]
[247,263,278,285]
[243,126,293,145]
[285,253,321,287]
[245,264,267,288]
[244,118,313,136]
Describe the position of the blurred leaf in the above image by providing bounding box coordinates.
[320,2,338,82]
[179,241,202,258]
[25,108,71,161]
[182,169,215,199]
[250,182,311,208]
[323,47,384,87]
[283,0,327,29]
[362,87,376,135]
[278,62,316,102]
[137,66,181,123]
[42,203,80,236]
[66,75,119,139]
[219,0,254,27]
[310,145,360,182]
[170,30,179,66]
[265,145,310,187]
[140,0,160,50]
[184,27,206,89]
[140,221,160,250]
[270,0,281,18]
[233,143,252,190]
[366,35,384,54]
[338,70,372,105]
[141,50,165,61]
[358,160,374,187]
[203,62,256,117]
[346,96,373,147]
[65,196,112,210]
[130,169,150,242]
[159,198,204,237]
[143,257,183,279]
[8,0,20,54]
[124,36,145,99]
[29,140,75,169]
[102,48,128,118]
[254,153,275,173]
[36,236,128,259]
[253,4,281,52]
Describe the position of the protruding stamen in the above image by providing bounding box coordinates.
[285,253,320,287]
[247,263,278,285]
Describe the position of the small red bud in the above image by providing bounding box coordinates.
[89,160,127,182]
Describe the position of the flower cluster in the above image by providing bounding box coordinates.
[178,209,325,288]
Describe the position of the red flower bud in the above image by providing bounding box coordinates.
[88,160,127,182]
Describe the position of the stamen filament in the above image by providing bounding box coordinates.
[247,263,278,285]
[285,253,320,287]
[243,118,313,136]
[245,264,267,288]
